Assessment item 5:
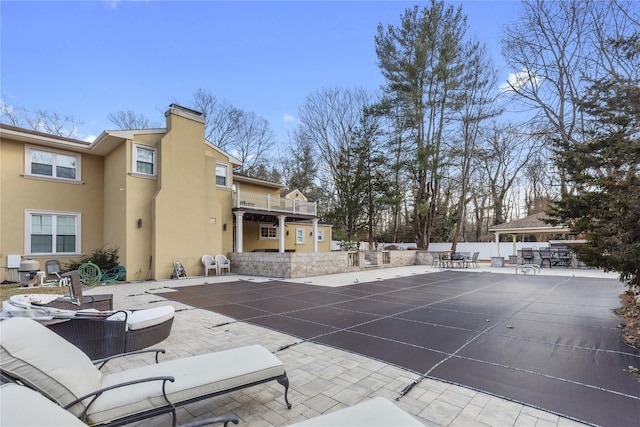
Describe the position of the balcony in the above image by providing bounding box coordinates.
[233,191,317,216]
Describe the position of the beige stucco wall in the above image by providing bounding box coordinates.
[0,137,104,270]
[151,109,232,279]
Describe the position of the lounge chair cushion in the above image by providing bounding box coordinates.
[0,318,102,417]
[125,305,175,331]
[86,344,285,425]
[105,305,175,330]
[287,397,424,426]
[0,383,86,427]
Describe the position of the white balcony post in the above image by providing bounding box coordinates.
[278,215,286,253]
[234,211,244,253]
[312,218,318,253]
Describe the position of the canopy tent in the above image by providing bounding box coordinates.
[488,212,571,257]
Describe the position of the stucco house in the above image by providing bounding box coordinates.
[0,104,331,281]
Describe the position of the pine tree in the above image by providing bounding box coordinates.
[550,36,640,288]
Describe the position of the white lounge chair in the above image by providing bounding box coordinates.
[0,383,239,427]
[287,397,424,426]
[0,317,291,427]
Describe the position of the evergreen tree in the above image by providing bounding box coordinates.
[550,36,640,288]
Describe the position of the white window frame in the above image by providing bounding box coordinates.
[25,210,82,255]
[259,223,278,240]
[24,145,81,182]
[295,228,305,244]
[132,143,157,177]
[317,229,325,242]
[216,163,229,187]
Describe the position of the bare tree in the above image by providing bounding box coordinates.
[448,40,501,250]
[232,111,275,176]
[501,0,639,194]
[185,89,275,176]
[0,103,28,126]
[107,110,155,129]
[477,123,541,225]
[297,87,375,239]
[189,89,241,152]
[0,103,82,138]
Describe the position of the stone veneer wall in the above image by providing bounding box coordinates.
[229,250,422,279]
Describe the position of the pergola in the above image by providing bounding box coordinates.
[488,212,571,257]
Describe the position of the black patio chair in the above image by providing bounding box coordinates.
[521,248,534,264]
[538,248,553,267]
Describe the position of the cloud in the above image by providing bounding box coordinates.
[500,69,544,93]
[103,0,148,9]
[84,134,97,143]
[102,0,121,9]
[283,114,296,123]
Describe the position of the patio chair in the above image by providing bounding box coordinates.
[215,254,231,275]
[0,317,291,427]
[521,248,534,265]
[201,255,216,276]
[44,270,114,311]
[45,259,62,277]
[0,383,239,427]
[1,298,175,360]
[438,251,451,268]
[464,252,480,269]
[286,397,424,426]
[538,248,554,268]
[430,252,440,268]
[556,246,573,267]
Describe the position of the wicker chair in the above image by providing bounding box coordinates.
[46,306,175,360]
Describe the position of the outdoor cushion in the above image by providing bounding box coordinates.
[104,305,175,330]
[123,305,175,331]
[87,344,284,425]
[287,397,424,426]
[0,383,86,427]
[0,317,102,417]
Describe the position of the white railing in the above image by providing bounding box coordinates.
[234,191,317,216]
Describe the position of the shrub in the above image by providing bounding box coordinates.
[65,246,120,272]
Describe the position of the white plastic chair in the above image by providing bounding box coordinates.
[215,254,231,275]
[201,255,216,276]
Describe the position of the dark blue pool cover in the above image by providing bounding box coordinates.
[169,271,640,426]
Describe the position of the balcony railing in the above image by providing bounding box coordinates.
[233,191,317,216]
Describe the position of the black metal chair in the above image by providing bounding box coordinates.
[538,248,553,267]
[556,247,573,267]
[521,248,534,264]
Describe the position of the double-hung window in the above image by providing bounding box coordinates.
[296,228,305,244]
[26,211,80,255]
[133,143,156,176]
[317,229,325,242]
[259,224,278,239]
[216,163,228,187]
[26,147,79,181]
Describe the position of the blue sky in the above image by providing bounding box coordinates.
[1,0,521,142]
